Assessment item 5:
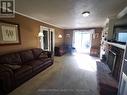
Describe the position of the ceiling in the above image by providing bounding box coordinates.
[16,0,127,29]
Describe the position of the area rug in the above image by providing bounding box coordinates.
[96,61,118,95]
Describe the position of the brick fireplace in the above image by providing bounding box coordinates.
[106,44,124,81]
[107,50,116,72]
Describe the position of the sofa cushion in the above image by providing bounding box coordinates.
[39,58,53,63]
[31,48,43,59]
[26,60,44,70]
[0,53,22,65]
[0,64,15,93]
[14,65,32,80]
[0,65,14,75]
[0,48,53,94]
[20,50,34,63]
[26,60,51,71]
[0,69,14,93]
[3,64,21,71]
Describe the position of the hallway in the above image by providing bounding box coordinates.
[9,54,100,95]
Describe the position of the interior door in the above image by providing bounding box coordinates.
[40,26,49,51]
[39,26,55,52]
[49,28,55,54]
[43,30,49,50]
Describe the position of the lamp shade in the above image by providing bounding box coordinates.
[38,32,43,37]
[58,34,62,38]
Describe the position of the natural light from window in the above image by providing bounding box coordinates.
[74,53,98,72]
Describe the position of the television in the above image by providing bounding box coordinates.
[113,25,127,44]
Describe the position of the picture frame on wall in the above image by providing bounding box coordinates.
[0,21,21,45]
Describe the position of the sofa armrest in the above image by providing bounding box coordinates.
[42,51,52,58]
[0,65,14,93]
[0,65,13,73]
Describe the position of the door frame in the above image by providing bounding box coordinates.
[39,26,55,52]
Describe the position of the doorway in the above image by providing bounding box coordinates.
[73,30,94,54]
[39,26,55,53]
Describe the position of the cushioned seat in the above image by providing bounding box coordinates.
[39,58,52,63]
[0,71,13,94]
[14,65,32,80]
[3,64,21,71]
[26,60,43,70]
[0,53,22,65]
[13,65,33,87]
[0,48,53,94]
[27,60,51,71]
[0,65,14,94]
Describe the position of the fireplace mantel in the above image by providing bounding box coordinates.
[106,41,126,50]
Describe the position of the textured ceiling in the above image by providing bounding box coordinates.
[16,0,127,29]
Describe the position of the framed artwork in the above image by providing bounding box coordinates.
[0,21,21,45]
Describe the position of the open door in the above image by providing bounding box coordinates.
[49,28,55,55]
[73,30,94,54]
[39,26,55,53]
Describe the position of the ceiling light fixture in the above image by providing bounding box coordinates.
[82,11,90,17]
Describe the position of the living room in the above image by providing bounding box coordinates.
[0,0,127,95]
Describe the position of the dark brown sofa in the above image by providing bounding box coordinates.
[0,48,53,95]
